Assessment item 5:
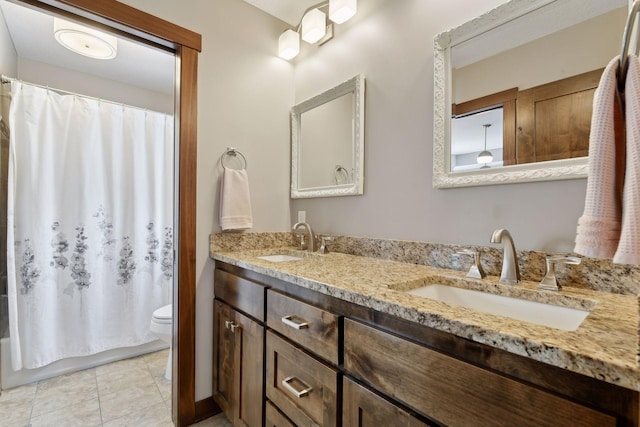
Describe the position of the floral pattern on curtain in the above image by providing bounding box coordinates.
[7,81,174,370]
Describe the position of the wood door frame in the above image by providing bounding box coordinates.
[14,1,202,425]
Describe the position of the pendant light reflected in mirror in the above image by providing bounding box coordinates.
[476,123,493,164]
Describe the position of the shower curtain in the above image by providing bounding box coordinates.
[6,80,174,370]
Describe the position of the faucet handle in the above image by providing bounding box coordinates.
[318,236,333,254]
[456,249,486,279]
[538,255,581,291]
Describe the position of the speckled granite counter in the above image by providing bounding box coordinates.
[211,247,639,391]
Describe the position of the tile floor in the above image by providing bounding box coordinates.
[0,349,232,427]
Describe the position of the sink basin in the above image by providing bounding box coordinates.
[256,254,304,262]
[406,284,590,331]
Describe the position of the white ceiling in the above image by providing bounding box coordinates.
[0,0,316,95]
[242,0,319,26]
[0,0,174,95]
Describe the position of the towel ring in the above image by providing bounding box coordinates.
[221,147,247,170]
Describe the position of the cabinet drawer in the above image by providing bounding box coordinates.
[214,268,266,320]
[265,400,296,427]
[344,319,615,427]
[266,331,339,427]
[267,290,339,364]
[343,377,432,427]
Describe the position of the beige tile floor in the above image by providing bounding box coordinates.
[0,349,232,427]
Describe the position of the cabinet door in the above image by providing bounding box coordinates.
[343,377,431,427]
[212,300,235,420]
[234,309,264,427]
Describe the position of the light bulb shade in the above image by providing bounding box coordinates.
[477,150,493,164]
[278,29,300,60]
[329,0,357,24]
[301,9,326,44]
[54,18,117,60]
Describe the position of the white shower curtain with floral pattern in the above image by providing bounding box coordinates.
[6,81,174,370]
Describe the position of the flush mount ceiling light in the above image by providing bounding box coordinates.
[476,123,494,164]
[277,0,357,61]
[54,17,117,60]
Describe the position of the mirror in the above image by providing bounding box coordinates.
[433,0,626,188]
[291,74,365,198]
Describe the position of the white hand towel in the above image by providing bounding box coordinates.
[614,55,640,264]
[219,168,253,231]
[574,56,625,258]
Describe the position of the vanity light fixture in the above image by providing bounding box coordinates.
[277,0,357,61]
[476,124,493,164]
[54,17,117,60]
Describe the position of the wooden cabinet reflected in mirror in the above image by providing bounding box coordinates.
[451,68,602,171]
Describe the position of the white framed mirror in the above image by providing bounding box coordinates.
[433,0,626,188]
[291,74,365,198]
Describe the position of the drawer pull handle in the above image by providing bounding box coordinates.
[282,376,312,398]
[281,315,309,330]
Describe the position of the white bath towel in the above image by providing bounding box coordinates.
[574,56,625,258]
[219,168,253,231]
[614,55,640,264]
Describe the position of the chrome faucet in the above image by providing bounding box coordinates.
[292,222,314,252]
[490,228,520,285]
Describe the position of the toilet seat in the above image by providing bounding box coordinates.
[152,304,172,324]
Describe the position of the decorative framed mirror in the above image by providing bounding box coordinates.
[432,0,625,188]
[291,74,365,198]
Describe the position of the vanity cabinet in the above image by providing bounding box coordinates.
[344,318,615,427]
[213,270,266,427]
[213,261,639,427]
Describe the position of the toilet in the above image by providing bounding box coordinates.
[150,304,172,380]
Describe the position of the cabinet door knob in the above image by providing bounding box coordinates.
[281,376,313,398]
[281,315,309,330]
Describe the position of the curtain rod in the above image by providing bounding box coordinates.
[1,75,172,116]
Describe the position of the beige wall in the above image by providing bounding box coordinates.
[291,0,590,254]
[0,5,16,78]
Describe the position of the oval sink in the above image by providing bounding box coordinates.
[406,284,590,331]
[256,254,304,262]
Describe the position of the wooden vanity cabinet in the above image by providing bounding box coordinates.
[213,269,266,427]
[344,318,616,427]
[214,261,640,427]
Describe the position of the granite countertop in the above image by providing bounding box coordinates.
[211,247,639,391]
